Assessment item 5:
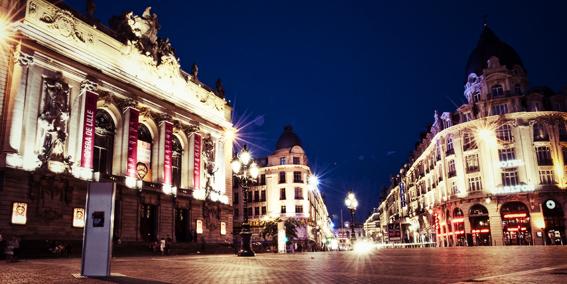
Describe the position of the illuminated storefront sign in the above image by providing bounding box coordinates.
[498,159,523,168]
[494,184,535,194]
[11,202,27,225]
[73,208,85,228]
[220,222,226,235]
[196,219,203,234]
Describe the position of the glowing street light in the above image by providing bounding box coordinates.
[345,191,358,241]
[231,145,257,257]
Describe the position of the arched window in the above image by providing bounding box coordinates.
[514,84,522,95]
[491,84,504,97]
[533,122,549,141]
[496,125,513,142]
[446,135,454,155]
[172,136,183,188]
[93,110,115,175]
[463,132,477,151]
[137,124,153,181]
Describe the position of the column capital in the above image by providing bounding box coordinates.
[80,77,98,93]
[15,50,34,67]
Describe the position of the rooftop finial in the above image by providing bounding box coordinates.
[482,15,488,27]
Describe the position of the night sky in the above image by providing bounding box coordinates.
[65,0,567,224]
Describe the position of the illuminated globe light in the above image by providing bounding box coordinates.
[239,149,252,165]
[345,192,358,209]
[249,162,259,179]
[231,159,242,174]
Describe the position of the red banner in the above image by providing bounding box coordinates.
[126,108,139,178]
[193,134,201,189]
[163,122,173,185]
[80,91,98,168]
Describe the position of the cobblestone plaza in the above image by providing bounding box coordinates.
[2,247,567,283]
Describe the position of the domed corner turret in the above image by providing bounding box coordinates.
[275,125,303,151]
[464,25,526,84]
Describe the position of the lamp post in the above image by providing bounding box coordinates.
[345,191,358,242]
[231,145,259,257]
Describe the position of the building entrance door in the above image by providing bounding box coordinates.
[140,204,157,242]
[469,204,491,246]
[543,199,565,245]
[175,208,189,242]
[501,202,531,245]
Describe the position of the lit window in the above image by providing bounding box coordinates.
[93,110,115,175]
[468,176,482,192]
[448,160,456,177]
[451,181,459,195]
[293,171,302,183]
[491,104,508,115]
[294,187,303,200]
[172,136,183,188]
[465,154,480,173]
[498,148,516,161]
[293,157,300,164]
[280,157,286,165]
[501,170,519,186]
[281,205,287,214]
[533,123,549,141]
[463,132,477,151]
[137,124,153,182]
[539,170,555,185]
[446,135,454,155]
[535,146,552,165]
[491,84,504,97]
[496,125,513,142]
[295,205,303,214]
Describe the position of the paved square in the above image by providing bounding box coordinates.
[1,247,567,283]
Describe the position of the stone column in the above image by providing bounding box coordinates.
[1,50,33,167]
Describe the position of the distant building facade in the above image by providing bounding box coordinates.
[366,25,567,246]
[234,126,333,249]
[0,0,234,247]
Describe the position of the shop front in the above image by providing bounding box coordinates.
[468,204,491,246]
[500,202,532,245]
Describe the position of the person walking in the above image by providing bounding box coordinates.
[159,237,166,256]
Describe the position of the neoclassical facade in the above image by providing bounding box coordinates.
[0,0,234,246]
[234,126,334,249]
[367,25,567,247]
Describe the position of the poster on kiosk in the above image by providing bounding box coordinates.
[81,182,116,277]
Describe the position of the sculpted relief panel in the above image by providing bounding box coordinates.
[36,72,72,169]
[25,0,228,120]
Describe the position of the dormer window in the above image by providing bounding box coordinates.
[279,157,286,165]
[491,84,504,97]
[514,84,522,95]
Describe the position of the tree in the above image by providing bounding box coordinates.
[261,218,302,247]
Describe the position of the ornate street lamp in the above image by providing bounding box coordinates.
[345,191,358,241]
[231,145,259,257]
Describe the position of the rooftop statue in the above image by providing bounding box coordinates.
[109,6,175,64]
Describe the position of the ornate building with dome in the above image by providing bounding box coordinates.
[233,126,334,250]
[365,24,567,247]
[0,0,234,250]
